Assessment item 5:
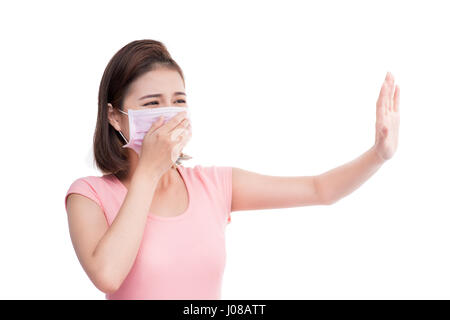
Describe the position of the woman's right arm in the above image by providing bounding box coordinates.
[65,164,162,294]
[66,110,191,294]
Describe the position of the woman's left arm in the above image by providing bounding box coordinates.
[316,72,400,205]
[231,72,400,211]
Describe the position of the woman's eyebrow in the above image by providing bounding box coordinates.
[139,92,187,100]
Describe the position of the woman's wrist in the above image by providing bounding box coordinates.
[370,145,387,166]
[135,162,164,182]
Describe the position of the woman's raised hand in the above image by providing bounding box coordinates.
[374,72,400,161]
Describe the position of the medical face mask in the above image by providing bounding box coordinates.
[117,106,191,158]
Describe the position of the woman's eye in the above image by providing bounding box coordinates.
[143,101,158,106]
[143,99,185,106]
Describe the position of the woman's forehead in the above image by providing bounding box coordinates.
[128,69,185,97]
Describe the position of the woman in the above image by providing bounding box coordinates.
[64,39,400,300]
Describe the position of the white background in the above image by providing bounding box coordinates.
[1,0,449,299]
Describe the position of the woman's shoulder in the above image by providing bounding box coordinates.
[65,174,118,211]
[183,164,233,224]
[185,164,232,174]
[67,174,115,190]
[182,164,232,190]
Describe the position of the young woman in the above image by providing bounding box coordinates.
[64,39,400,300]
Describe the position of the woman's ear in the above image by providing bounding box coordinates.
[107,103,122,131]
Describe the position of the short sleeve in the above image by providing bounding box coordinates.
[215,166,233,224]
[64,177,104,213]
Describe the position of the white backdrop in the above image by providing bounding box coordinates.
[0,0,449,299]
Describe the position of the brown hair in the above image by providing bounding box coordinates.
[93,39,185,180]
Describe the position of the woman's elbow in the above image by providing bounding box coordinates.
[89,266,122,295]
[95,278,120,295]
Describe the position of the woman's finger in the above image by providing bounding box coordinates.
[147,116,165,135]
[377,81,388,118]
[386,72,395,111]
[173,129,190,153]
[393,84,400,112]
[170,127,186,142]
[159,111,188,135]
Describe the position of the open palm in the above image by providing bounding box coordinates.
[374,72,400,161]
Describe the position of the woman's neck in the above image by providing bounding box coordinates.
[120,151,177,192]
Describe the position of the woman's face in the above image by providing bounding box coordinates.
[109,67,188,141]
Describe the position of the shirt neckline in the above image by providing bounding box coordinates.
[113,165,192,221]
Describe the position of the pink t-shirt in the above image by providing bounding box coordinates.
[64,164,232,300]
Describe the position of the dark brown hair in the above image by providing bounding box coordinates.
[93,39,185,180]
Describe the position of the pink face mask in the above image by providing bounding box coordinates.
[117,106,191,158]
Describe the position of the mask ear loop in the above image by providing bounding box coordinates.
[118,130,129,144]
[117,109,129,145]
